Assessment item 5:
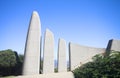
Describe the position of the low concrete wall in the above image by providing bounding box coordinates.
[69,43,106,70]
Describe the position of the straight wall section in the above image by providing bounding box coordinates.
[69,43,105,70]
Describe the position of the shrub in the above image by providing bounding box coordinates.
[0,49,23,76]
[73,51,120,78]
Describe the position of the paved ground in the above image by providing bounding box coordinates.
[15,72,74,78]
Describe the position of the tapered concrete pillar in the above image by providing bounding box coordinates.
[43,29,54,74]
[22,11,41,75]
[58,39,67,72]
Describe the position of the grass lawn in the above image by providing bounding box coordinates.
[1,76,15,78]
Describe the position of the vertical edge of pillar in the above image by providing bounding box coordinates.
[105,39,113,55]
[68,42,71,71]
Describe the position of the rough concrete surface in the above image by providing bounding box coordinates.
[43,29,54,74]
[69,43,105,70]
[58,38,67,72]
[22,11,41,75]
[16,72,74,78]
[109,39,120,52]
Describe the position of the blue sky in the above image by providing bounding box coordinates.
[0,0,120,56]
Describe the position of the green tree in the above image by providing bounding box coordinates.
[0,49,17,76]
[0,49,17,67]
[18,54,24,63]
[0,49,24,76]
[73,51,120,78]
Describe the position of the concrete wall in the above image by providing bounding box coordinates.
[22,11,41,75]
[43,29,54,74]
[58,39,67,72]
[107,39,120,52]
[69,43,106,70]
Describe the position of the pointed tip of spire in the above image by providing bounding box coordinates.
[46,29,53,34]
[46,28,50,32]
[29,11,41,33]
[32,11,39,17]
[59,38,65,42]
[45,28,54,37]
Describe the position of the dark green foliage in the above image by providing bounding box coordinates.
[0,49,24,76]
[73,51,120,78]
[18,54,24,63]
[0,49,17,67]
[54,68,58,73]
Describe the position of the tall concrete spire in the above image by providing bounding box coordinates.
[58,38,67,72]
[43,29,54,74]
[22,11,41,75]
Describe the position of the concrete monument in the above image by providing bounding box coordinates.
[22,11,41,75]
[43,29,54,74]
[58,39,67,72]
[21,11,120,78]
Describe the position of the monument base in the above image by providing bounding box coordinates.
[16,72,74,78]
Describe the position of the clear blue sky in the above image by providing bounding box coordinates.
[0,0,120,55]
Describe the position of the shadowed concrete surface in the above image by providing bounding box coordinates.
[22,11,41,75]
[43,29,54,74]
[107,39,120,52]
[58,39,67,72]
[16,72,74,78]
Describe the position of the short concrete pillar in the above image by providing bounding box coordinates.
[58,38,67,72]
[43,29,54,74]
[106,39,120,52]
[22,11,41,75]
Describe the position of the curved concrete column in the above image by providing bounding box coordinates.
[58,38,67,72]
[43,29,54,74]
[22,11,41,75]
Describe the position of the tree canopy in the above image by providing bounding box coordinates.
[0,49,24,76]
[73,51,120,78]
[0,49,17,67]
